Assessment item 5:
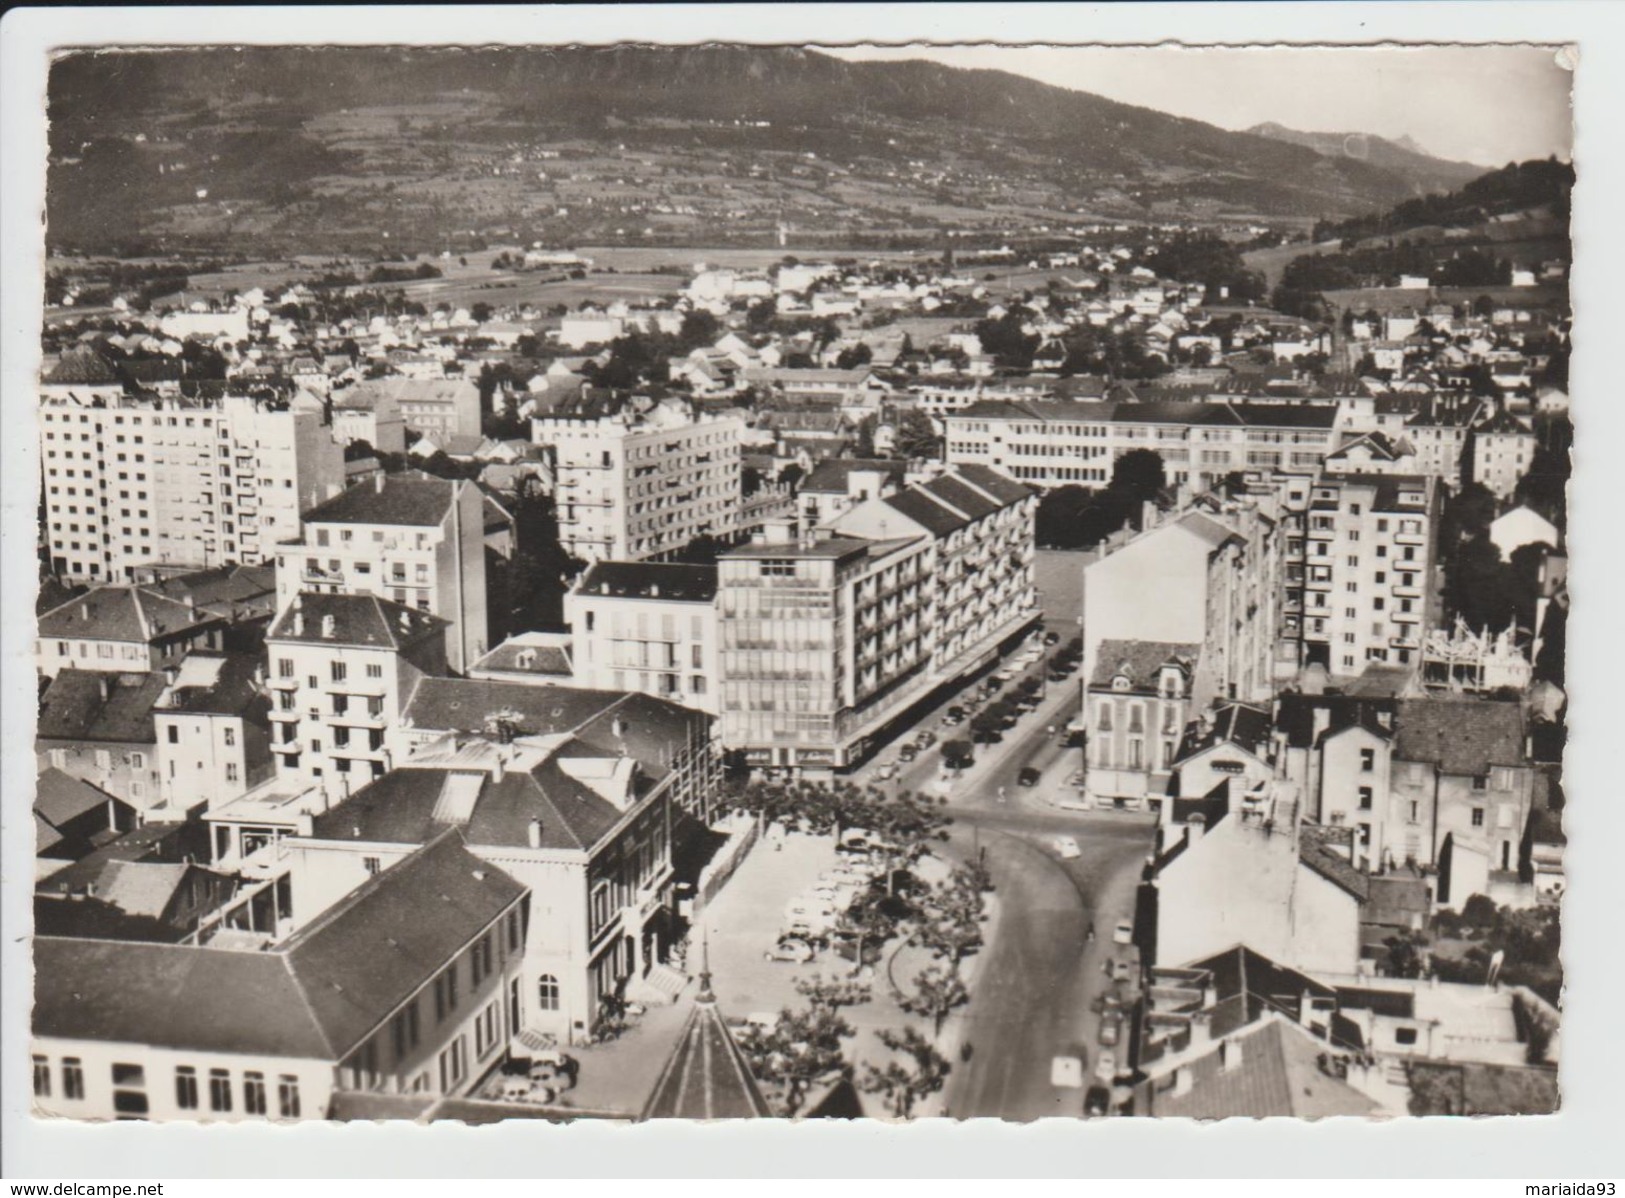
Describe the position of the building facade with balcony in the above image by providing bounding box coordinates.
[718,465,1038,774]
[39,391,343,585]
[264,593,450,795]
[1295,473,1439,679]
[564,562,719,715]
[1084,641,1202,811]
[274,472,489,673]
[533,400,744,562]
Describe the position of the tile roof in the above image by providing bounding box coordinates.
[470,636,574,678]
[576,562,718,603]
[142,565,278,622]
[300,472,460,527]
[307,762,626,853]
[800,458,906,494]
[1089,640,1201,689]
[1193,702,1273,757]
[1144,1017,1379,1119]
[39,585,222,644]
[36,669,167,745]
[45,346,121,386]
[35,768,119,830]
[92,860,199,919]
[643,997,772,1119]
[268,592,448,650]
[1298,825,1371,901]
[952,463,1035,506]
[881,488,969,537]
[157,650,264,716]
[34,833,524,1061]
[339,377,479,410]
[1274,693,1397,750]
[1393,698,1526,775]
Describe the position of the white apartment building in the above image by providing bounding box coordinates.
[719,465,1037,773]
[1471,410,1538,501]
[944,400,1340,493]
[274,472,489,673]
[1297,474,1440,679]
[40,392,344,585]
[152,650,274,816]
[534,400,744,563]
[564,562,719,715]
[264,592,450,794]
[337,378,481,443]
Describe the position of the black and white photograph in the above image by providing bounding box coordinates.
[2,4,1613,1180]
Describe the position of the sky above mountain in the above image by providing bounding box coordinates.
[828,44,1572,168]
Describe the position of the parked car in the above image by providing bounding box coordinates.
[1044,631,1061,646]
[913,729,937,749]
[1107,958,1136,983]
[1084,1084,1112,1117]
[1018,766,1041,787]
[1095,1050,1118,1083]
[764,937,816,964]
[898,743,919,763]
[1098,1013,1122,1047]
[874,761,899,781]
[831,932,883,966]
[941,712,963,728]
[1113,921,1134,946]
[1051,835,1081,859]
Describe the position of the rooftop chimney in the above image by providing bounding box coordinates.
[526,818,543,849]
[375,472,387,493]
[1172,1066,1194,1098]
[321,614,336,639]
[1220,1036,1244,1073]
[293,612,305,637]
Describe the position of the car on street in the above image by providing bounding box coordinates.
[897,743,919,763]
[1113,921,1134,946]
[1095,1050,1118,1082]
[1084,1084,1112,1117]
[874,761,899,781]
[1018,766,1042,787]
[764,937,816,964]
[942,712,963,728]
[913,729,937,749]
[1044,631,1061,646]
[1051,835,1081,859]
[1098,1013,1122,1047]
[1107,958,1136,984]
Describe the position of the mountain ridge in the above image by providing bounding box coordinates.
[46,46,1499,256]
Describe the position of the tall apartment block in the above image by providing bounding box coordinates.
[273,472,490,673]
[717,465,1037,774]
[1291,473,1440,678]
[533,399,744,562]
[40,391,344,585]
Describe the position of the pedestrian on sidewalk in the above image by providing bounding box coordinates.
[1086,921,1095,942]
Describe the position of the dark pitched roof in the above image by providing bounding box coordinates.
[403,677,634,738]
[39,585,222,643]
[1393,698,1526,775]
[269,592,448,650]
[307,762,626,853]
[37,669,167,745]
[1142,1018,1378,1119]
[300,472,460,528]
[1089,640,1201,689]
[34,768,119,829]
[470,638,574,678]
[880,488,968,537]
[576,562,718,604]
[280,832,525,1053]
[1190,702,1273,757]
[1298,825,1370,901]
[34,833,525,1061]
[951,463,1035,506]
[33,937,333,1058]
[800,458,905,494]
[159,650,264,716]
[643,997,772,1119]
[1274,693,1397,750]
[45,346,121,386]
[142,565,277,622]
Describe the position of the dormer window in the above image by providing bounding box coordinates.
[1158,667,1184,699]
[1111,674,1131,692]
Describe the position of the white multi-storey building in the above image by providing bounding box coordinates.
[40,392,344,585]
[944,400,1341,493]
[718,465,1038,774]
[1297,473,1440,678]
[274,472,489,673]
[1471,410,1538,501]
[264,592,450,794]
[564,562,719,715]
[534,399,743,562]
